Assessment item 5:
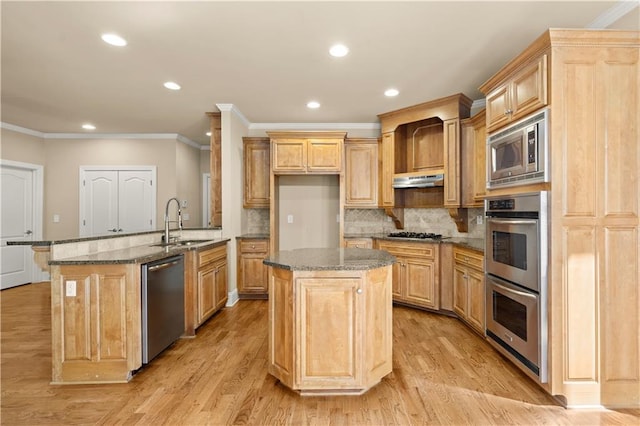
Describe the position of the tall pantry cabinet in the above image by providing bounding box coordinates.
[480,29,639,408]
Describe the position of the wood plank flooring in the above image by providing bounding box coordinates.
[2,282,639,425]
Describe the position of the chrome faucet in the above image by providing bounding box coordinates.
[164,197,182,243]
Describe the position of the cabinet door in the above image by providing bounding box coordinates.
[197,265,216,324]
[404,257,439,309]
[345,141,378,207]
[473,116,487,202]
[243,139,270,208]
[390,256,403,299]
[239,253,268,294]
[307,139,342,172]
[297,277,361,389]
[214,260,228,310]
[452,264,468,317]
[380,132,395,207]
[272,139,307,172]
[443,119,461,207]
[510,54,548,121]
[466,268,485,333]
[485,84,510,133]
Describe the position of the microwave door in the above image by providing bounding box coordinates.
[490,132,526,180]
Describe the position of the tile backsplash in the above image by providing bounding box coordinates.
[245,207,485,239]
[344,208,485,238]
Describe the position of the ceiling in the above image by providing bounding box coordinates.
[2,1,638,146]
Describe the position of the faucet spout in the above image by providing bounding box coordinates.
[164,197,182,243]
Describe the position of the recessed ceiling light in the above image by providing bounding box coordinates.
[385,88,399,97]
[163,81,181,90]
[101,33,127,47]
[307,101,320,109]
[82,123,96,130]
[329,44,349,57]
[206,131,212,137]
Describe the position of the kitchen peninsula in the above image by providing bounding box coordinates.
[15,229,228,384]
[264,247,395,395]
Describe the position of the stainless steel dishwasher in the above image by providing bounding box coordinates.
[141,254,185,364]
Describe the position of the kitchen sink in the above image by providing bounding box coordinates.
[150,239,212,248]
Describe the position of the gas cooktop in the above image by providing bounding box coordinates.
[387,232,445,240]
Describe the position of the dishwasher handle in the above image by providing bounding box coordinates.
[147,258,182,272]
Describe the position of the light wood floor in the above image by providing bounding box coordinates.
[2,282,638,425]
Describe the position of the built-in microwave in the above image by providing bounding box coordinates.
[487,109,549,189]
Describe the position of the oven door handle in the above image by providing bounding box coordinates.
[487,218,538,226]
[489,276,538,300]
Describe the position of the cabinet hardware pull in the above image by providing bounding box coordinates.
[504,109,513,115]
[356,288,363,294]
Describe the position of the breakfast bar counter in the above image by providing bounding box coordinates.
[264,248,395,396]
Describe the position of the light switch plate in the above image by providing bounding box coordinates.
[66,280,76,297]
[287,215,293,224]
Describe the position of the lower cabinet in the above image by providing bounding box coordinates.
[452,247,485,334]
[237,238,270,298]
[186,243,228,333]
[51,263,140,383]
[374,240,439,310]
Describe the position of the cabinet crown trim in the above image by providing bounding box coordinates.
[267,131,347,139]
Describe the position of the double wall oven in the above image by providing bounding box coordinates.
[485,192,549,383]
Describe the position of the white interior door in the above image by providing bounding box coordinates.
[82,170,118,236]
[1,165,34,289]
[118,170,154,233]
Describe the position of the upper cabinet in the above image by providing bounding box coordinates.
[460,108,486,208]
[268,132,346,174]
[377,93,472,229]
[243,137,270,208]
[483,54,548,133]
[208,112,222,227]
[345,138,378,208]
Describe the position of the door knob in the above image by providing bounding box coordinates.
[25,230,33,235]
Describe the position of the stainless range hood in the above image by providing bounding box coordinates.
[392,172,444,189]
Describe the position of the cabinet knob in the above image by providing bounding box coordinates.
[251,244,255,249]
[504,109,513,115]
[356,288,363,294]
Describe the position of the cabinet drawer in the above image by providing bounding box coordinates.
[376,241,436,259]
[453,248,483,270]
[199,245,227,266]
[240,240,269,253]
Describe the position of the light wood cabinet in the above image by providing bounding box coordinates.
[268,132,346,174]
[187,244,228,328]
[208,112,222,227]
[377,94,472,230]
[484,54,548,133]
[51,263,140,383]
[237,238,269,298]
[269,265,392,395]
[452,247,484,334]
[345,138,378,208]
[375,240,439,310]
[480,29,639,408]
[460,109,486,207]
[243,137,270,208]
[343,238,373,249]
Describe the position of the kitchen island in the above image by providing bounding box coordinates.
[264,247,395,395]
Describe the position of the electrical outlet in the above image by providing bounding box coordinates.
[476,215,483,225]
[182,213,190,221]
[66,280,76,297]
[53,214,60,223]
[287,214,294,224]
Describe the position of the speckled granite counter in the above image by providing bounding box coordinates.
[49,239,229,265]
[264,247,396,271]
[236,233,270,240]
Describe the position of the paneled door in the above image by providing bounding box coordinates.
[0,162,41,289]
[80,168,155,237]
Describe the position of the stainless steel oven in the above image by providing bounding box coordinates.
[485,192,548,383]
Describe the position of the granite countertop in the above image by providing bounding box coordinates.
[7,227,223,246]
[344,233,485,254]
[236,233,270,239]
[264,248,396,271]
[49,238,230,265]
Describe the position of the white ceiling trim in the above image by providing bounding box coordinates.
[249,122,381,131]
[1,122,45,138]
[216,103,251,128]
[587,0,638,28]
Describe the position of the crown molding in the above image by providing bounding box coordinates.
[1,122,203,148]
[587,0,639,29]
[216,103,251,128]
[250,122,382,131]
[471,99,486,110]
[1,122,45,138]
